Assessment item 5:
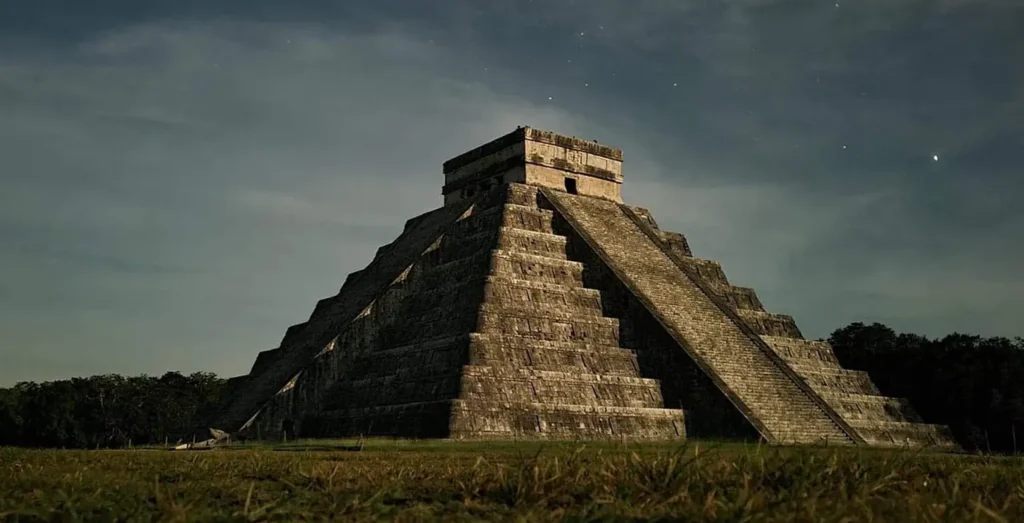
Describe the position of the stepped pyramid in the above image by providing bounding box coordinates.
[208,127,957,448]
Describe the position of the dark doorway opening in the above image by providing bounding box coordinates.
[564,178,578,194]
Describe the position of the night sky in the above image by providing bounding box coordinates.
[1,1,1021,385]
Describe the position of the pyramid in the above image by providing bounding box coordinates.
[208,127,957,447]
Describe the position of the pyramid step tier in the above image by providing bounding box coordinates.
[477,306,621,344]
[392,277,609,334]
[460,366,667,408]
[304,400,455,438]
[306,400,686,440]
[501,204,557,234]
[702,283,765,312]
[450,399,686,440]
[787,364,882,395]
[434,226,570,264]
[325,365,664,410]
[671,257,766,312]
[450,202,556,237]
[815,392,924,423]
[375,301,621,348]
[416,249,586,289]
[846,419,959,449]
[491,250,586,286]
[496,227,570,259]
[468,333,641,376]
[392,285,620,331]
[736,310,803,338]
[481,276,604,313]
[344,334,644,385]
[760,336,841,368]
[674,257,730,286]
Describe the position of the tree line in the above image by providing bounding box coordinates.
[1,323,1022,452]
[829,323,1024,453]
[0,372,223,448]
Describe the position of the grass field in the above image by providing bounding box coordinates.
[2,439,1023,521]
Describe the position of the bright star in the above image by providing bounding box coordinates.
[933,154,939,161]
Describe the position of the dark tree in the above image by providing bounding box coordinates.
[0,372,225,448]
[830,322,1024,453]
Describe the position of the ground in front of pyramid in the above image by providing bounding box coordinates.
[201,127,958,449]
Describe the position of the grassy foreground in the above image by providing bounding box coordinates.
[1,439,1022,521]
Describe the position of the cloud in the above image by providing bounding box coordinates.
[0,2,1021,385]
[0,21,590,384]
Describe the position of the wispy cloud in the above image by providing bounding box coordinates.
[0,1,1021,384]
[0,22,586,383]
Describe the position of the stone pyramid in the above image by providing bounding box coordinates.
[208,127,957,448]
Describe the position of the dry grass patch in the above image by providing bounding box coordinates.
[1,440,1022,521]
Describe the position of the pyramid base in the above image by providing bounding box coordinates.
[450,399,685,441]
[297,399,685,441]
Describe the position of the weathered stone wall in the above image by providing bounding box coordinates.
[525,164,621,202]
[442,127,623,205]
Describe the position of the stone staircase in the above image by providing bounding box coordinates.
[624,203,958,449]
[542,187,857,445]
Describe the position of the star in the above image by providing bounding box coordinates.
[673,82,678,87]
[842,145,847,149]
[548,96,553,100]
[933,154,940,161]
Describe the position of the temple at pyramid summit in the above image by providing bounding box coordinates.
[204,126,957,448]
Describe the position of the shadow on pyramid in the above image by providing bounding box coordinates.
[202,127,958,449]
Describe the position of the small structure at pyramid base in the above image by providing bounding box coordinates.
[204,127,958,449]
